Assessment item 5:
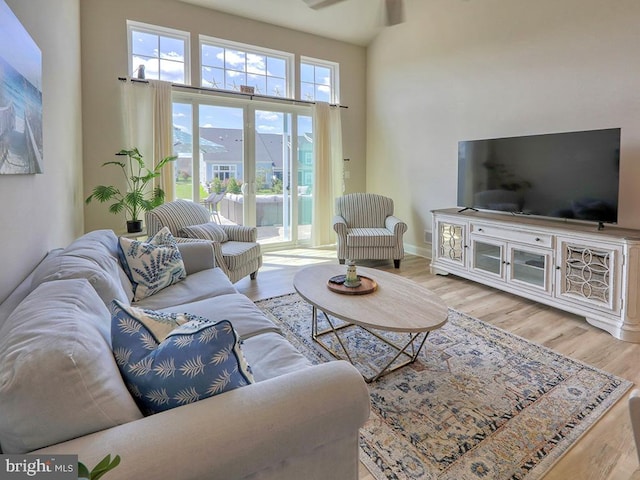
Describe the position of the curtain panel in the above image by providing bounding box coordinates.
[311,102,344,247]
[120,79,175,200]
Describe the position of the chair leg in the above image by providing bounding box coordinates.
[250,271,258,280]
[394,259,400,268]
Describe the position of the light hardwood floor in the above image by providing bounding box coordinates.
[235,248,640,480]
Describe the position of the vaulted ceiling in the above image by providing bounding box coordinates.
[176,0,389,46]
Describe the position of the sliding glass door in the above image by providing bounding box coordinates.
[253,109,292,244]
[172,93,313,248]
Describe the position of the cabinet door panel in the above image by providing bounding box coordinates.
[555,238,621,314]
[435,220,467,267]
[509,246,552,294]
[470,238,504,279]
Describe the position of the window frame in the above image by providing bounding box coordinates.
[299,56,340,104]
[199,35,295,98]
[127,20,191,85]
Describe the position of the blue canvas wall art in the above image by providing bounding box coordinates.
[0,0,42,174]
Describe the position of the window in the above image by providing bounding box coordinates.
[300,57,339,103]
[213,164,237,181]
[200,36,293,97]
[127,21,190,84]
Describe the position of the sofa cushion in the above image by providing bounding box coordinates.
[179,222,228,243]
[134,268,237,311]
[241,332,313,382]
[159,293,281,340]
[346,228,395,247]
[0,279,143,454]
[111,301,254,415]
[119,227,187,301]
[30,229,133,307]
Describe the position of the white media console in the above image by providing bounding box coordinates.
[431,208,640,342]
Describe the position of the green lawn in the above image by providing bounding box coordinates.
[175,180,208,200]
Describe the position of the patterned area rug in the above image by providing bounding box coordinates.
[255,293,632,480]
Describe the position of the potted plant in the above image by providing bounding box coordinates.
[78,454,120,480]
[85,148,177,233]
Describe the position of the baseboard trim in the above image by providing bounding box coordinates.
[405,242,432,260]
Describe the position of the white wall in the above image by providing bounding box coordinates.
[367,0,640,256]
[80,0,367,233]
[0,0,83,303]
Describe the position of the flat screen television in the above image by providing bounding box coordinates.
[457,128,621,224]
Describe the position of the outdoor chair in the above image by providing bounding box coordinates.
[146,199,262,283]
[203,191,226,224]
[333,192,408,268]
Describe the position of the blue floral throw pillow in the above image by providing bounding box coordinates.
[119,227,186,301]
[111,300,254,415]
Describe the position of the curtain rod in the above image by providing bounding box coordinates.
[117,77,348,109]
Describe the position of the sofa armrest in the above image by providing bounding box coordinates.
[221,224,258,243]
[385,215,408,236]
[34,361,369,480]
[176,241,215,274]
[332,215,348,236]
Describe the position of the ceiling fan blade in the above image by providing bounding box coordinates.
[385,0,405,26]
[303,0,347,10]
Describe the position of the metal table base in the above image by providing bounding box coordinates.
[311,306,430,383]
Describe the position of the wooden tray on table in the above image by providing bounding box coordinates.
[327,275,378,295]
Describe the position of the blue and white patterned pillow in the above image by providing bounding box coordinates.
[110,300,254,415]
[118,227,186,301]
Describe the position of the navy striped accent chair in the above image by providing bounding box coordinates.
[333,193,408,268]
[146,200,262,283]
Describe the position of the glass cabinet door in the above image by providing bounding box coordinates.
[509,247,550,293]
[471,240,503,277]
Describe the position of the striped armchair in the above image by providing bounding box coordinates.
[333,193,408,268]
[146,200,262,283]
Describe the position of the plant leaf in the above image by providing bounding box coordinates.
[78,462,90,478]
[91,455,121,480]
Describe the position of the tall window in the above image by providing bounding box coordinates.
[127,21,190,84]
[200,36,293,98]
[300,57,339,103]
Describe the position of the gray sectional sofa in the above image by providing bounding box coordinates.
[0,229,370,480]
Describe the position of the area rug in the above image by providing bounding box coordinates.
[255,293,632,480]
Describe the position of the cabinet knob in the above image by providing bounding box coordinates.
[478,228,483,232]
[535,237,541,241]
[556,266,561,270]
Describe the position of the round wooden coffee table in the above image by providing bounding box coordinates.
[293,264,448,382]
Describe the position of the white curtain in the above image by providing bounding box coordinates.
[311,102,343,247]
[120,79,175,200]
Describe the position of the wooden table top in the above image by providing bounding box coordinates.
[293,264,448,333]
